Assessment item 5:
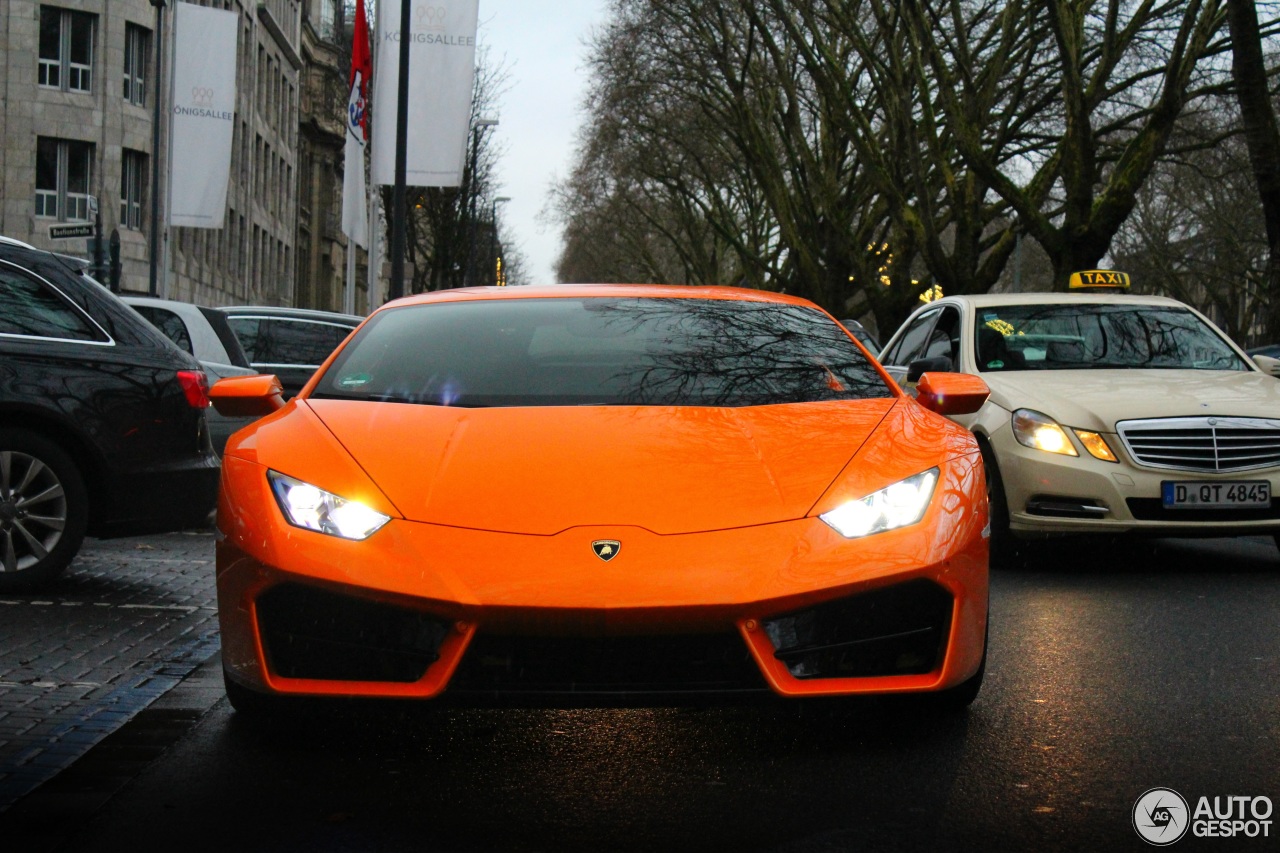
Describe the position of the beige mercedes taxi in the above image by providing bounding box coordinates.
[877,272,1280,563]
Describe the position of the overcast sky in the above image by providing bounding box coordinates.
[476,1,611,284]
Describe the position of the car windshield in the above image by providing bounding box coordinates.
[974,304,1248,372]
[311,297,891,407]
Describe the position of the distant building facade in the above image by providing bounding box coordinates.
[0,0,362,311]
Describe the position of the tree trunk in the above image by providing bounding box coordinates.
[1227,0,1280,342]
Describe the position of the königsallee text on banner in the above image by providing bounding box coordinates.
[342,0,372,248]
[168,2,238,228]
[371,0,479,188]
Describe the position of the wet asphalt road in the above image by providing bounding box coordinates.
[14,535,1280,852]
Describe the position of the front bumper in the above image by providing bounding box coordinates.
[989,425,1280,537]
[216,453,988,703]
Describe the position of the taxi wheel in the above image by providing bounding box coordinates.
[978,438,1023,570]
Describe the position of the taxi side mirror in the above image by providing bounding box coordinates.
[209,374,286,417]
[907,355,953,382]
[1251,354,1280,378]
[915,372,990,416]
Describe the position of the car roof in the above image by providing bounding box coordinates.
[380,283,824,311]
[937,291,1187,309]
[217,304,363,323]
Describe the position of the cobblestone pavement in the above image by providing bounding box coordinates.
[0,528,221,812]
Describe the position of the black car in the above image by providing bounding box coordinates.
[122,296,260,455]
[0,238,220,589]
[217,306,362,397]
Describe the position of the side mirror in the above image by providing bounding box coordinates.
[209,374,286,417]
[915,372,990,416]
[906,355,953,383]
[1252,354,1280,377]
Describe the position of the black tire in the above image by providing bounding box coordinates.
[0,428,89,591]
[931,642,986,712]
[978,438,1024,570]
[223,669,292,719]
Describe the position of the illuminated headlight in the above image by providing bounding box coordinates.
[268,471,391,540]
[819,468,939,539]
[1011,409,1078,456]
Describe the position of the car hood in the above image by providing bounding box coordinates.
[305,398,896,535]
[982,369,1280,431]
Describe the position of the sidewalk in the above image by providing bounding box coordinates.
[0,529,224,813]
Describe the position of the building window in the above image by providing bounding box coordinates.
[316,0,336,41]
[123,24,148,106]
[36,137,93,221]
[39,7,95,93]
[121,150,145,230]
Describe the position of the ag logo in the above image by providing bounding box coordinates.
[591,540,621,562]
[1133,787,1190,846]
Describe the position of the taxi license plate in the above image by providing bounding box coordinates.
[1161,481,1271,509]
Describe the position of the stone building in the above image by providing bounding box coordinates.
[0,0,363,312]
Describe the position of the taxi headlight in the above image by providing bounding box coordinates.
[819,468,939,539]
[268,471,391,540]
[1012,409,1078,456]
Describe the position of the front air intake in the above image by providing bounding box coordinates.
[762,579,953,679]
[256,584,450,682]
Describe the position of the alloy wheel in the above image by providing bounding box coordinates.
[0,450,68,573]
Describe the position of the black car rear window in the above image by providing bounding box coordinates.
[311,297,891,407]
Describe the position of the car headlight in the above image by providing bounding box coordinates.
[1011,409,1078,456]
[819,468,939,539]
[268,471,391,540]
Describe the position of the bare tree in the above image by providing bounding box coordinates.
[907,0,1232,288]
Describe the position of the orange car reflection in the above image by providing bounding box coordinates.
[212,285,991,712]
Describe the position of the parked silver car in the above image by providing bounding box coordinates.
[122,296,260,454]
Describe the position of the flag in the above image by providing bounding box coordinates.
[169,3,238,228]
[341,0,372,248]
[371,0,479,187]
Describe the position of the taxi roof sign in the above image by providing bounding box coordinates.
[1069,270,1130,290]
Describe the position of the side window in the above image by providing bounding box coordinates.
[922,306,961,365]
[265,320,354,366]
[226,316,263,362]
[132,305,193,354]
[0,266,106,342]
[883,310,939,368]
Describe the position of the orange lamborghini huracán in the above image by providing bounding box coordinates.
[210,285,991,713]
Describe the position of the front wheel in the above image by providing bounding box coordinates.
[979,438,1024,570]
[0,429,89,591]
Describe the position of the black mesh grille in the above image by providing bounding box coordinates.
[447,631,769,701]
[762,579,952,679]
[256,584,450,683]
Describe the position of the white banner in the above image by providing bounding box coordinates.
[372,0,479,188]
[168,3,238,228]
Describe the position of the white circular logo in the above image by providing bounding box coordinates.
[1133,787,1190,846]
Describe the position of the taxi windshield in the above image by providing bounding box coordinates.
[311,297,891,407]
[974,304,1248,373]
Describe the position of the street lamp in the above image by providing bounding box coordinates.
[147,0,167,297]
[463,118,498,287]
[489,196,510,286]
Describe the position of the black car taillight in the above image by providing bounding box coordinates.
[176,370,210,408]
